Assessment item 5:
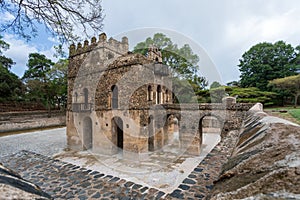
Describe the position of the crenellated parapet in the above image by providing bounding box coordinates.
[69,33,129,57]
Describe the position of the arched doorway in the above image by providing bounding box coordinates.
[83,117,93,150]
[112,117,123,152]
[148,115,154,151]
[167,115,180,144]
[199,115,221,149]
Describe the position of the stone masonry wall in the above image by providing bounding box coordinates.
[0,111,66,133]
[209,103,300,199]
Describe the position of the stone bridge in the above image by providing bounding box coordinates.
[146,100,253,155]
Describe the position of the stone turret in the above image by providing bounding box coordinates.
[69,33,129,57]
[147,45,162,63]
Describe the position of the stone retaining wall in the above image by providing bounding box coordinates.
[209,103,300,199]
[0,111,66,133]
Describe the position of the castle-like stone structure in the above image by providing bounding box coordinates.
[67,33,252,158]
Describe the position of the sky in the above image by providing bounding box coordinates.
[2,0,300,85]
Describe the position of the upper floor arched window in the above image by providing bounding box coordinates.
[148,85,153,101]
[111,85,118,109]
[157,85,161,104]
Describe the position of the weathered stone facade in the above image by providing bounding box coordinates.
[67,33,252,158]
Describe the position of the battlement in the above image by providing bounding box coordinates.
[69,33,129,57]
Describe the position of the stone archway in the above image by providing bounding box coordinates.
[198,114,222,149]
[148,115,154,151]
[165,114,180,145]
[83,117,93,150]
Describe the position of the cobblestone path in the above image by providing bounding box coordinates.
[0,131,238,199]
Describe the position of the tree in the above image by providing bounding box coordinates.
[269,74,300,107]
[23,53,54,113]
[0,66,23,102]
[0,0,104,43]
[209,86,276,105]
[133,33,207,102]
[210,81,222,89]
[238,41,300,91]
[49,58,68,110]
[0,36,22,101]
[0,36,14,69]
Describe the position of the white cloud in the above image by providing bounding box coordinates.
[2,0,300,83]
[1,11,15,22]
[3,34,57,77]
[224,8,300,49]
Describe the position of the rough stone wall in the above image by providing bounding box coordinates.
[0,111,65,133]
[209,103,300,199]
[67,34,172,157]
[66,34,252,157]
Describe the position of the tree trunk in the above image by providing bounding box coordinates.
[47,98,51,118]
[294,94,299,108]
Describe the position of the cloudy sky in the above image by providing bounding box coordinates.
[2,0,300,85]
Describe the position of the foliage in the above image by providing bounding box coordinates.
[269,74,300,107]
[196,89,211,103]
[238,41,300,91]
[0,36,22,102]
[22,53,68,111]
[0,36,14,69]
[133,33,208,96]
[22,53,53,108]
[0,65,23,102]
[0,0,104,43]
[49,58,68,110]
[210,81,222,89]
[226,80,240,87]
[209,86,277,105]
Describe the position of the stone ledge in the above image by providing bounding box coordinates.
[209,103,300,199]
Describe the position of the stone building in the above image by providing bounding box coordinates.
[66,33,251,158]
[67,33,179,158]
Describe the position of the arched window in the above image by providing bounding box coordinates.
[74,92,78,103]
[83,88,88,109]
[165,89,169,102]
[111,85,118,109]
[148,85,153,101]
[157,85,161,104]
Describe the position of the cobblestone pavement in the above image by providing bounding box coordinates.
[0,127,66,157]
[0,131,238,199]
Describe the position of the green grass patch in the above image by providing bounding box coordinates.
[264,106,300,124]
[289,109,300,121]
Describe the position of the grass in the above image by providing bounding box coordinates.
[264,106,300,124]
[289,109,300,122]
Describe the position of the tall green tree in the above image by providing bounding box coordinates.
[23,53,54,113]
[49,58,68,110]
[0,36,14,69]
[269,74,300,107]
[133,33,207,102]
[0,0,104,43]
[0,36,22,101]
[210,81,222,89]
[238,41,300,91]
